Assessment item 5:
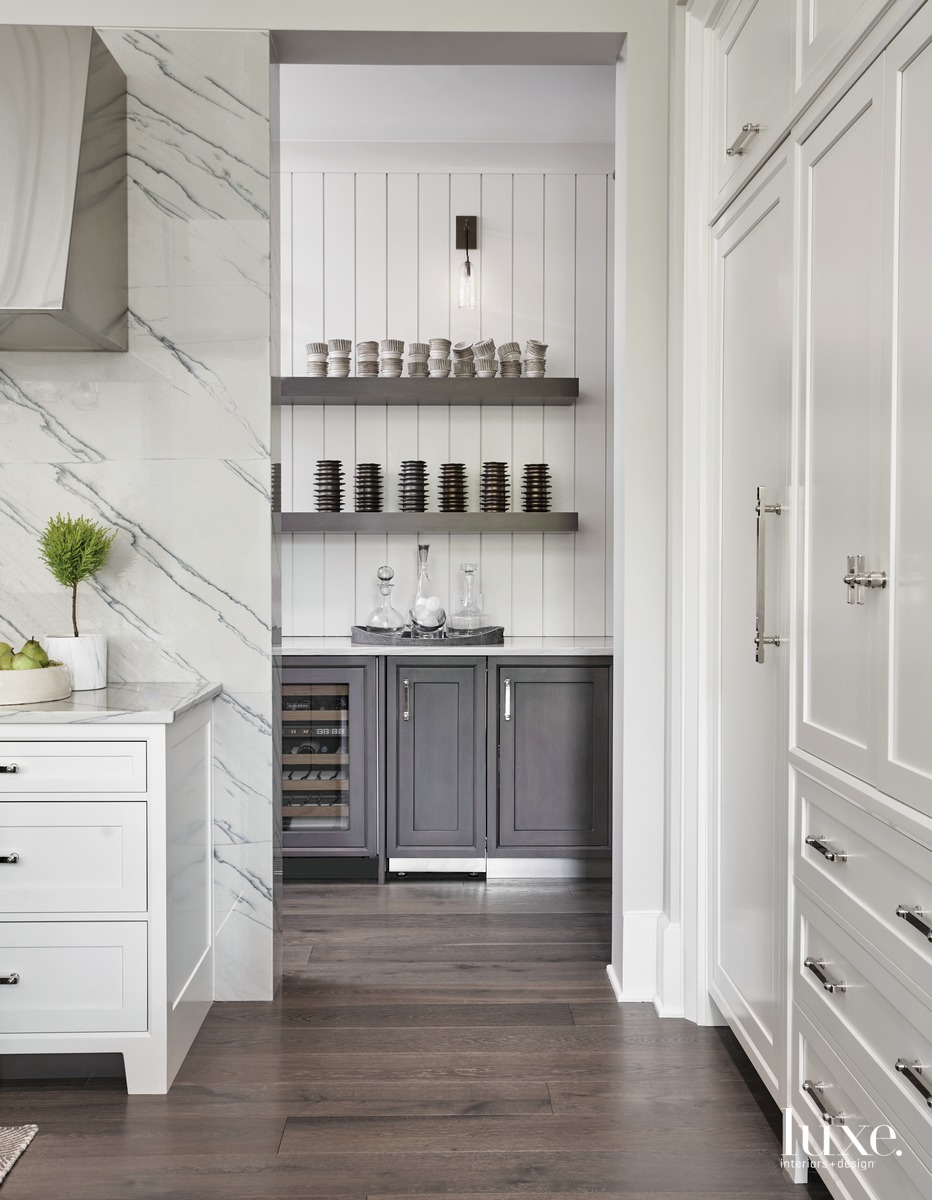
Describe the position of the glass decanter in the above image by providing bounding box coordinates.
[365,565,406,632]
[447,562,485,632]
[409,543,446,632]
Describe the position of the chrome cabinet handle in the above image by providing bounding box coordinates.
[803,1079,847,1125]
[0,853,19,865]
[755,486,783,663]
[0,764,19,774]
[504,678,512,722]
[402,679,410,722]
[804,956,847,994]
[844,554,888,604]
[805,835,847,864]
[896,1060,932,1108]
[726,122,760,157]
[896,905,932,942]
[0,973,19,986]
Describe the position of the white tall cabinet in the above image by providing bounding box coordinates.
[684,0,932,1195]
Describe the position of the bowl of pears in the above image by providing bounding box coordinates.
[0,638,72,706]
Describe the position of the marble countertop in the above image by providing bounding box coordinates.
[0,681,222,724]
[277,636,613,658]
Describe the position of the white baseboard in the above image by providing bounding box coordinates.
[654,914,685,1017]
[486,858,611,879]
[606,963,654,1003]
[388,857,485,873]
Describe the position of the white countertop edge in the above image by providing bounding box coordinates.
[276,636,613,658]
[0,681,222,724]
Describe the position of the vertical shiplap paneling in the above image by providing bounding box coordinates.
[417,174,453,610]
[447,174,484,609]
[574,175,608,634]
[604,176,615,634]
[290,172,325,634]
[478,173,515,632]
[386,174,420,611]
[278,173,295,633]
[511,174,546,636]
[354,174,388,624]
[322,173,357,634]
[542,174,577,634]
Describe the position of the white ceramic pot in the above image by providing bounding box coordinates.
[0,664,72,706]
[45,635,108,691]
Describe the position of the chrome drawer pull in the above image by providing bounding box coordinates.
[804,956,847,994]
[0,853,19,864]
[896,905,932,942]
[402,679,410,722]
[754,485,784,663]
[504,678,512,722]
[0,764,19,774]
[803,1079,847,1125]
[726,122,760,157]
[806,835,847,863]
[895,1059,932,1108]
[0,972,19,985]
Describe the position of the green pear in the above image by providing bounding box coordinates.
[20,638,49,666]
[0,642,11,658]
[0,652,13,670]
[11,652,42,671]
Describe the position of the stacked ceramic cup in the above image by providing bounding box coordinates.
[438,463,468,512]
[398,460,429,512]
[480,461,510,512]
[314,460,345,512]
[524,340,547,378]
[497,341,522,378]
[380,339,404,377]
[327,339,351,377]
[428,337,451,378]
[521,463,552,512]
[473,338,497,378]
[452,341,476,379]
[354,463,383,513]
[356,340,379,377]
[407,342,429,377]
[305,341,328,377]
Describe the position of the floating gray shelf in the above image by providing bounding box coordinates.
[274,377,578,406]
[282,512,579,533]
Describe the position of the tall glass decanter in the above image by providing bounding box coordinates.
[447,562,484,631]
[409,543,446,632]
[365,565,406,632]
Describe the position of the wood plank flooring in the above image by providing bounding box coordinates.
[0,880,831,1198]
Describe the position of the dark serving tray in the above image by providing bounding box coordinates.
[350,625,505,647]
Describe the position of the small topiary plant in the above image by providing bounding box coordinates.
[38,514,117,638]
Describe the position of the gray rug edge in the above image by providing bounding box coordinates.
[0,1125,39,1186]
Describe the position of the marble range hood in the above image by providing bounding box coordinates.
[0,26,127,351]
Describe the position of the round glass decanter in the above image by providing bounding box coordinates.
[409,543,446,632]
[366,565,406,632]
[447,562,484,631]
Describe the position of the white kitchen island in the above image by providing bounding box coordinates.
[0,682,219,1093]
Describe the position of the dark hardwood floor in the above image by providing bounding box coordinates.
[1,880,831,1198]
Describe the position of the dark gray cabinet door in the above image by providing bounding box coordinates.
[492,664,611,853]
[386,658,486,857]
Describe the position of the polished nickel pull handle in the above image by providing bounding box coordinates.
[844,554,887,604]
[504,678,512,722]
[804,956,847,993]
[0,853,19,865]
[755,486,783,663]
[896,905,932,942]
[0,973,19,985]
[0,764,19,774]
[806,835,847,864]
[896,1059,932,1108]
[402,679,410,722]
[726,122,761,157]
[803,1079,847,1125]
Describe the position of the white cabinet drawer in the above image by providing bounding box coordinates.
[0,802,147,913]
[796,893,932,1167]
[713,0,795,211]
[0,741,146,793]
[795,770,932,1001]
[0,921,147,1033]
[792,1003,932,1200]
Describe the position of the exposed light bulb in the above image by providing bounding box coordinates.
[458,258,477,309]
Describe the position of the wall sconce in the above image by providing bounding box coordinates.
[456,215,478,309]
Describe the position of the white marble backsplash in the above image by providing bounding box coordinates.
[0,31,275,999]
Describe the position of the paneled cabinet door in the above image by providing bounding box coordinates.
[491,664,610,854]
[386,659,486,859]
[710,156,792,1102]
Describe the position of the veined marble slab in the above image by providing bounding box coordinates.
[0,680,220,723]
[278,635,614,657]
